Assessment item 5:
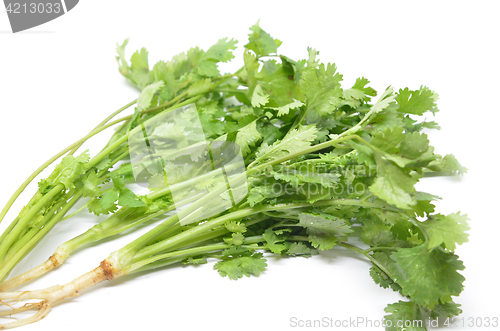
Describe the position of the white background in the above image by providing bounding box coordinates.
[1,1,499,330]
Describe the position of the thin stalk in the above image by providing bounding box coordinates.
[3,200,66,263]
[0,100,136,225]
[0,193,203,291]
[126,243,230,272]
[59,202,89,222]
[363,246,398,253]
[68,99,137,155]
[0,218,19,246]
[153,216,269,255]
[114,175,234,266]
[336,242,396,283]
[85,95,203,170]
[0,191,83,282]
[132,199,389,263]
[0,184,65,261]
[0,69,242,292]
[249,89,396,171]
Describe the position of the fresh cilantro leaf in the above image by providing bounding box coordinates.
[216,120,262,157]
[299,213,353,250]
[223,232,245,246]
[351,77,377,99]
[340,77,376,108]
[125,47,151,89]
[183,257,208,265]
[116,39,130,76]
[427,154,467,175]
[245,21,281,57]
[423,213,470,251]
[118,188,146,208]
[391,244,465,308]
[87,197,118,216]
[384,301,426,331]
[225,221,247,233]
[430,301,462,319]
[262,228,287,254]
[101,188,120,210]
[151,61,175,101]
[221,246,252,258]
[214,252,267,280]
[400,132,430,159]
[285,242,318,257]
[256,125,317,163]
[300,63,343,116]
[369,160,418,209]
[82,171,102,198]
[370,126,404,154]
[412,191,439,217]
[198,38,237,77]
[137,81,164,110]
[251,85,270,107]
[370,251,401,291]
[270,100,304,117]
[396,86,439,115]
[55,151,90,190]
[361,216,395,247]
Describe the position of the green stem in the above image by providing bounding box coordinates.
[248,135,358,171]
[363,246,399,253]
[0,118,132,227]
[249,89,396,171]
[336,242,396,283]
[131,199,391,264]
[0,99,139,228]
[408,216,429,242]
[69,99,137,155]
[59,203,89,222]
[128,234,264,274]
[4,200,66,262]
[0,191,83,281]
[0,184,65,261]
[127,243,229,272]
[115,172,239,265]
[85,95,203,170]
[0,217,19,246]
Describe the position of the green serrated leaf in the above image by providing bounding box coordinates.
[299,213,353,250]
[391,244,465,308]
[214,252,267,280]
[396,86,439,115]
[251,85,270,107]
[118,188,146,208]
[256,125,317,163]
[423,212,469,251]
[137,80,164,111]
[245,21,281,57]
[271,100,304,117]
[225,221,247,233]
[300,63,343,116]
[223,232,245,246]
[384,301,426,331]
[369,160,418,210]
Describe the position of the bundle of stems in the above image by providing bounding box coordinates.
[0,49,240,283]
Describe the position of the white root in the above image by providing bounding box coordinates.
[0,262,114,329]
[0,253,67,292]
